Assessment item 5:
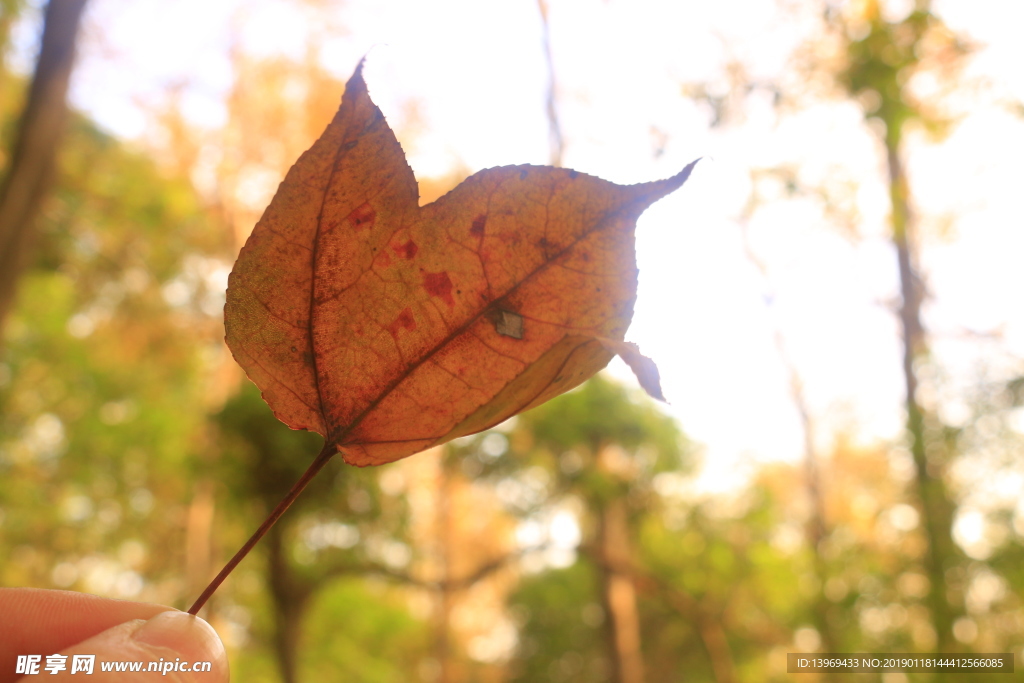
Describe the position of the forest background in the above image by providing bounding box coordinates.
[1,0,1023,681]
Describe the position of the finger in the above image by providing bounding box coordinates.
[0,588,170,682]
[27,611,228,683]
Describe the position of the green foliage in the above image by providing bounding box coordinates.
[211,381,405,584]
[507,562,607,683]
[499,376,706,680]
[504,374,689,513]
[0,76,229,598]
[0,0,27,83]
[215,382,330,507]
[838,7,932,143]
[520,374,684,468]
[300,578,430,682]
[834,1,967,145]
[212,381,426,681]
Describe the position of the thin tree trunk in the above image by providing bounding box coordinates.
[786,344,840,670]
[886,141,957,654]
[0,0,89,332]
[595,551,737,683]
[535,0,563,168]
[656,584,735,683]
[740,221,839,664]
[695,615,735,683]
[185,480,216,601]
[267,523,309,683]
[599,497,645,683]
[435,453,458,683]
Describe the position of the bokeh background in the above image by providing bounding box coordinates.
[1,0,1023,681]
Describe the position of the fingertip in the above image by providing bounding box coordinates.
[130,612,228,682]
[55,611,228,682]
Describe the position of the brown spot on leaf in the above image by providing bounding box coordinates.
[470,215,486,238]
[387,307,416,339]
[394,239,418,259]
[423,271,455,307]
[348,202,376,230]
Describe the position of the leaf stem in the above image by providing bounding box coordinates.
[187,442,337,615]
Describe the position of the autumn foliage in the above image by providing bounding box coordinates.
[225,61,695,467]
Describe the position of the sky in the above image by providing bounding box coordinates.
[10,0,1024,500]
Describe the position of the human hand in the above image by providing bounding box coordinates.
[0,589,228,682]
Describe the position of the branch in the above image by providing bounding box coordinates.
[318,544,550,592]
[0,0,90,332]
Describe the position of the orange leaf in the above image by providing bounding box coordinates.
[224,61,696,467]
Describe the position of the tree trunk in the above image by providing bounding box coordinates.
[535,0,563,168]
[741,221,839,666]
[185,480,216,601]
[434,453,458,683]
[267,523,309,683]
[793,373,841,672]
[652,581,736,683]
[599,497,645,683]
[886,141,957,654]
[0,0,89,332]
[695,615,735,683]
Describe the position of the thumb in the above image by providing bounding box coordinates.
[43,611,228,682]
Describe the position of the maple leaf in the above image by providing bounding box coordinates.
[190,60,696,613]
[225,61,695,467]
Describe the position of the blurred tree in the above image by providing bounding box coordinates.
[213,384,329,683]
[639,437,959,681]
[737,184,841,666]
[821,0,971,654]
[212,384,524,683]
[509,561,608,682]
[0,0,89,331]
[687,0,978,661]
[0,0,233,629]
[498,376,1016,683]
[392,445,522,683]
[0,101,231,605]
[213,383,435,683]
[937,368,1024,662]
[497,375,689,683]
